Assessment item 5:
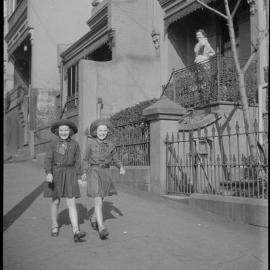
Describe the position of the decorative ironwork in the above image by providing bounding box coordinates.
[110,122,150,166]
[163,56,257,108]
[66,96,78,110]
[165,120,268,199]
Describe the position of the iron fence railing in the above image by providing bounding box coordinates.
[60,96,78,118]
[165,119,268,199]
[163,55,257,108]
[34,125,53,154]
[111,122,150,166]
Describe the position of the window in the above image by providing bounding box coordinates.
[67,63,79,97]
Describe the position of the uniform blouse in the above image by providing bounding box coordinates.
[83,137,122,173]
[194,38,215,63]
[44,138,82,178]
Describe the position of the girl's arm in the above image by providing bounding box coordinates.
[82,140,91,174]
[74,142,82,179]
[111,145,123,170]
[44,143,54,182]
[205,39,215,57]
[44,142,54,175]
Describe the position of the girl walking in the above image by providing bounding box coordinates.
[44,119,86,242]
[81,119,125,240]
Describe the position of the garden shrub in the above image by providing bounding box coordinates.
[110,98,158,126]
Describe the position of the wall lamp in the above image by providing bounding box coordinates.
[151,30,160,50]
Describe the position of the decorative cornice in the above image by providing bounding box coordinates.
[5,9,27,43]
[60,25,110,62]
[87,3,109,31]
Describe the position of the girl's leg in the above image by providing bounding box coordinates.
[90,198,97,221]
[66,197,79,233]
[95,197,109,239]
[94,197,104,231]
[90,199,98,230]
[51,198,60,229]
[66,198,86,242]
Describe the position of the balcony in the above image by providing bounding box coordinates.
[7,0,28,33]
[5,0,28,54]
[163,55,258,108]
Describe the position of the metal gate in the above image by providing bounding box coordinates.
[165,121,268,199]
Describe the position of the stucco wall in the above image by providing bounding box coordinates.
[111,0,164,58]
[28,0,91,89]
[110,166,151,192]
[78,55,162,153]
[5,108,24,153]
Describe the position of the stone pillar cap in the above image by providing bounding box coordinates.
[143,96,187,117]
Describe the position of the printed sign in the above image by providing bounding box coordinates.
[30,88,60,129]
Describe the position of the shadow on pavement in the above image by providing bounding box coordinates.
[86,201,124,221]
[103,201,123,221]
[3,181,46,232]
[58,201,123,228]
[58,203,88,227]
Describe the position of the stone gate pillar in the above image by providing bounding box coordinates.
[143,96,187,194]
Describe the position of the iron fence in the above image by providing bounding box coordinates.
[34,125,53,154]
[111,122,150,166]
[165,120,268,199]
[163,55,257,108]
[60,96,78,118]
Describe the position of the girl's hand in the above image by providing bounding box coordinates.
[46,173,53,183]
[78,179,87,187]
[81,173,87,181]
[120,167,126,175]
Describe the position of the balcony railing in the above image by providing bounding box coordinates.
[163,55,257,108]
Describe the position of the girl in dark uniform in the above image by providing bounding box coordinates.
[81,119,125,240]
[44,119,86,242]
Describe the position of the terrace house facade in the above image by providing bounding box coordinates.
[4,0,91,156]
[59,0,164,152]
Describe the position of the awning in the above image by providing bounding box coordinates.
[61,26,112,68]
[6,24,31,57]
[163,0,217,31]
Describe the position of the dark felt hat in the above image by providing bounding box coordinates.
[50,119,78,135]
[89,118,113,137]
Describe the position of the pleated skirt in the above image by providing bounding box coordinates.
[43,167,81,200]
[86,167,117,198]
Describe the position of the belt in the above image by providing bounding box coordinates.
[90,164,110,168]
[54,163,75,167]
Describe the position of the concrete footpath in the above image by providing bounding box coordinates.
[3,161,268,270]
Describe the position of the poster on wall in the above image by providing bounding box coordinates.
[30,88,60,130]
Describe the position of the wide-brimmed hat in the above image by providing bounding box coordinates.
[89,118,113,137]
[51,119,78,135]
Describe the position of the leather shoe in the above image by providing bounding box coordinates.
[99,229,109,240]
[73,231,86,242]
[50,227,59,237]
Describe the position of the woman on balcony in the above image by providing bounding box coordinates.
[194,29,215,65]
[194,29,216,103]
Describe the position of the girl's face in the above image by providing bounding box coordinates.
[97,125,108,140]
[196,31,205,41]
[58,125,70,140]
